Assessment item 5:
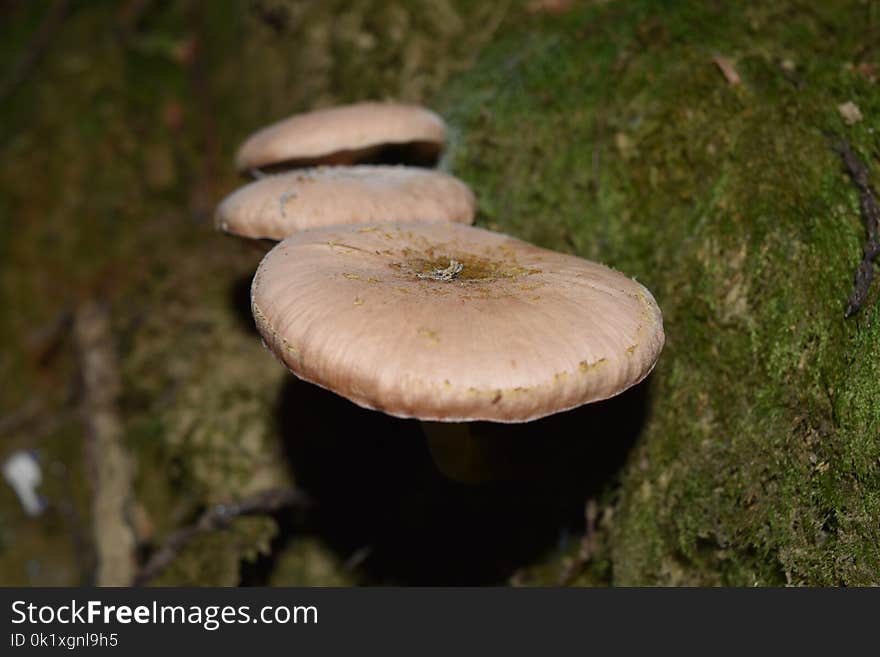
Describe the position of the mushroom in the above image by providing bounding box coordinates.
[235,102,448,174]
[215,165,475,241]
[251,222,664,480]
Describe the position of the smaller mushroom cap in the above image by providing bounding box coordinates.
[252,222,665,423]
[235,102,447,173]
[215,166,476,240]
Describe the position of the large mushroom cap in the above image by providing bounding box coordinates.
[235,102,447,173]
[215,166,475,240]
[252,223,665,423]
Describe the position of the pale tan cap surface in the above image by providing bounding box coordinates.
[252,223,665,423]
[215,166,475,240]
[235,102,447,173]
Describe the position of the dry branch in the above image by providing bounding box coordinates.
[831,138,880,317]
[74,301,137,586]
[134,487,310,586]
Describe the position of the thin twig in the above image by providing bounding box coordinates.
[343,546,373,572]
[831,138,880,317]
[29,307,73,367]
[0,0,72,103]
[134,487,310,586]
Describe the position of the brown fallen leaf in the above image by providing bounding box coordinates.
[712,55,741,86]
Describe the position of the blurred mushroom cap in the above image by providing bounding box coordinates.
[215,166,475,240]
[252,223,665,423]
[235,102,447,173]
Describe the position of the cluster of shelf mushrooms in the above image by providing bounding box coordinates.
[216,102,665,479]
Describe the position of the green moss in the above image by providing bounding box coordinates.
[439,0,880,584]
[268,537,358,587]
[151,516,278,587]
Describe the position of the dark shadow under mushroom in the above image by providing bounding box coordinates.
[247,140,443,177]
[228,273,261,337]
[243,374,653,585]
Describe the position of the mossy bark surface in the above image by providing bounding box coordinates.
[0,0,514,586]
[0,0,878,585]
[439,0,880,585]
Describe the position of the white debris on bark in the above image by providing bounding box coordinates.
[2,450,45,517]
